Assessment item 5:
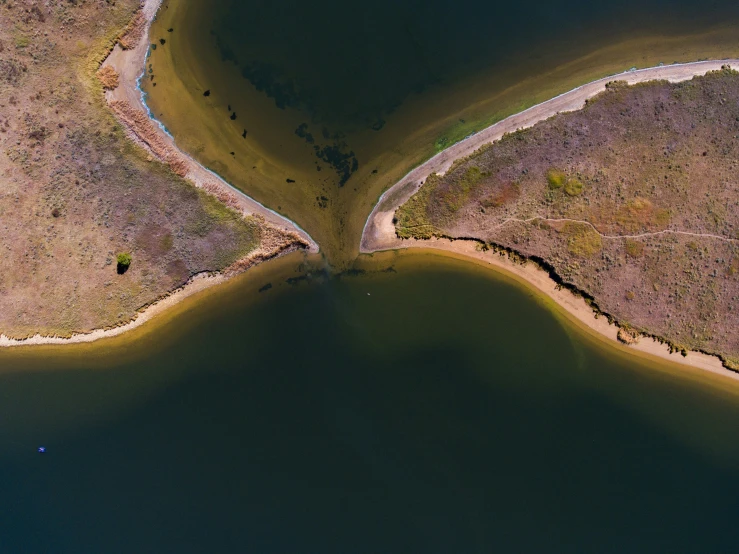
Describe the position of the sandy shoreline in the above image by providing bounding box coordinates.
[0,271,226,347]
[361,59,739,381]
[101,0,318,251]
[0,0,316,349]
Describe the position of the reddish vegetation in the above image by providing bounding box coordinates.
[397,69,739,366]
[118,11,146,50]
[96,65,120,90]
[110,99,189,177]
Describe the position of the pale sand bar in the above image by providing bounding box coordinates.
[103,0,318,250]
[0,0,316,348]
[361,59,739,381]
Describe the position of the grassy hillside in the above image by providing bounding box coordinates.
[0,0,270,337]
[397,69,739,365]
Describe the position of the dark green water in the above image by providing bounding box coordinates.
[210,0,738,128]
[2,255,739,552]
[204,0,739,183]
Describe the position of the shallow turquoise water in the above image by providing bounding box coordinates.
[1,256,738,552]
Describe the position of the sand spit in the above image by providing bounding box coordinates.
[362,59,739,380]
[102,0,318,251]
[0,0,317,349]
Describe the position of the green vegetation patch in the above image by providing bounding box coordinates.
[117,252,132,274]
[547,168,583,196]
[440,165,490,214]
[395,174,441,239]
[624,239,645,258]
[564,222,602,257]
[611,198,670,232]
[14,34,30,49]
[563,177,583,196]
[546,168,567,189]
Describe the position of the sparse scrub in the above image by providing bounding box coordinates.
[624,239,645,257]
[0,0,291,339]
[397,69,739,362]
[564,222,602,257]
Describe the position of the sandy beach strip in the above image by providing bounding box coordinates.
[361,59,739,380]
[0,272,225,348]
[0,0,316,349]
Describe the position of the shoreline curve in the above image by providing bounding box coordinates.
[104,0,318,251]
[0,0,316,349]
[361,58,739,381]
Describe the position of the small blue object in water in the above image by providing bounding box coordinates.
[38,446,46,453]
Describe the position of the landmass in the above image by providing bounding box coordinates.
[0,0,314,344]
[363,62,739,371]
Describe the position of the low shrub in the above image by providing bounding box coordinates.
[116,252,132,274]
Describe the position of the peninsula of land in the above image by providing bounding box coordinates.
[363,61,739,375]
[0,0,314,346]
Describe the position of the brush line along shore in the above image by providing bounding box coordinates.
[362,59,739,381]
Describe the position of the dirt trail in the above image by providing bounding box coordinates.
[362,59,739,253]
[491,217,739,243]
[361,59,739,380]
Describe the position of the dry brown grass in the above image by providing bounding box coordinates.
[397,70,739,364]
[0,0,297,338]
[202,181,243,211]
[118,10,146,50]
[96,65,119,90]
[110,99,189,177]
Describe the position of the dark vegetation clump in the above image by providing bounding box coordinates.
[116,252,132,274]
[294,122,359,186]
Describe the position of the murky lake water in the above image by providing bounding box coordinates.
[1,253,739,552]
[4,0,739,550]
